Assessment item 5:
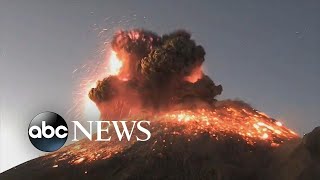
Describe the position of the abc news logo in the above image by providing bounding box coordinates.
[28,112,151,152]
[28,112,68,152]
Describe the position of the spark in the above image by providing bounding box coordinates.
[276,121,282,126]
[261,133,269,139]
[73,157,85,164]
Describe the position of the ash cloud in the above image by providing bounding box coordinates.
[89,29,222,115]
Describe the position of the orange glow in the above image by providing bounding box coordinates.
[82,51,123,121]
[53,106,298,167]
[275,121,283,126]
[63,45,300,167]
[108,51,123,76]
[184,66,203,83]
[158,108,298,146]
[61,100,299,167]
[83,82,101,121]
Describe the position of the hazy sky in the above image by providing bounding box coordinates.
[0,0,319,173]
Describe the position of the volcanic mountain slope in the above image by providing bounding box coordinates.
[2,101,319,180]
[265,127,320,180]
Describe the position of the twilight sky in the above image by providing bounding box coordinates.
[0,0,319,173]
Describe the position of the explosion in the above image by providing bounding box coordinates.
[89,29,222,113]
[44,29,299,179]
[85,29,297,147]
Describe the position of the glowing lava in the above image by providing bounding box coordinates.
[49,104,298,166]
[157,107,298,146]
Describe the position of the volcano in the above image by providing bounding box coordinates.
[1,104,319,179]
[1,29,319,180]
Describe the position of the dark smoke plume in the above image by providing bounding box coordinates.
[89,29,222,114]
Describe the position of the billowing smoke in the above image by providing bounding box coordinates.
[89,29,222,117]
